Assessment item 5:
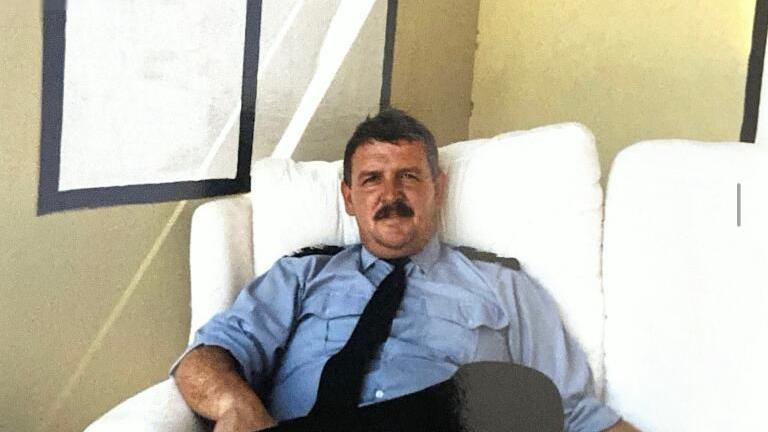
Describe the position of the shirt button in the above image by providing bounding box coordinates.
[375,390,385,399]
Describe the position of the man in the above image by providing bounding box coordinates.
[173,109,638,431]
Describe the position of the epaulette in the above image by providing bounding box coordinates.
[289,245,345,258]
[454,246,521,271]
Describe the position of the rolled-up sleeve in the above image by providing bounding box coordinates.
[507,271,620,432]
[170,257,310,394]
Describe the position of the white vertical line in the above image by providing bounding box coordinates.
[198,101,242,178]
[271,0,377,158]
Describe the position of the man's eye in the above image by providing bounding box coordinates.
[402,173,419,181]
[362,176,378,185]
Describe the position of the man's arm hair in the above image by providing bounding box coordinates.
[174,345,276,431]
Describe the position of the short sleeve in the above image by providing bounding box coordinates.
[506,270,620,432]
[170,256,315,394]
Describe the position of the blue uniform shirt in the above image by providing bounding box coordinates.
[175,236,619,431]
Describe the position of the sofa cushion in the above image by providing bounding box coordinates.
[602,140,768,430]
[249,122,606,393]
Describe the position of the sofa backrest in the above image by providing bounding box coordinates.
[602,140,768,430]
[190,122,607,392]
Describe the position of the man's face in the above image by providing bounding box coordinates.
[341,139,446,259]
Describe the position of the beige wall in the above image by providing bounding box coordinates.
[0,1,477,431]
[0,2,195,431]
[470,0,755,181]
[390,0,480,146]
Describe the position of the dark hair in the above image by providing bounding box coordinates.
[343,108,439,185]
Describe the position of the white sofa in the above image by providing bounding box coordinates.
[85,123,768,431]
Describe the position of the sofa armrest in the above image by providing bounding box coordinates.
[189,193,254,342]
[84,379,207,432]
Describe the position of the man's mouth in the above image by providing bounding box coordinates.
[374,200,414,220]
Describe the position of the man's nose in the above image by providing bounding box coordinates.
[381,177,404,201]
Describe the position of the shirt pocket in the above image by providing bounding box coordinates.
[306,291,370,353]
[421,298,508,365]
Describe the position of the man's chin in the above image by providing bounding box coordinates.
[368,231,430,258]
[365,230,408,250]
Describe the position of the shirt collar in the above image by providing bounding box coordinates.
[360,235,441,275]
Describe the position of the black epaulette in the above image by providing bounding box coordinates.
[289,245,345,258]
[454,246,521,271]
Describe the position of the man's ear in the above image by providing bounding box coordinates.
[434,171,447,207]
[341,181,356,216]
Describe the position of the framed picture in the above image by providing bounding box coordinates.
[39,0,396,214]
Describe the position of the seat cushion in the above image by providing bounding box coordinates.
[248,122,607,393]
[602,140,768,430]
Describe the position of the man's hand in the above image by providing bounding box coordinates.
[174,346,276,432]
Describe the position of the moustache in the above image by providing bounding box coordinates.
[374,200,414,220]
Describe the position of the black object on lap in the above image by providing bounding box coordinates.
[264,361,564,432]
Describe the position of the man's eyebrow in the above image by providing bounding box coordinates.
[397,166,425,174]
[356,166,425,179]
[357,169,381,179]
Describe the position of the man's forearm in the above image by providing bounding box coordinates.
[174,345,276,431]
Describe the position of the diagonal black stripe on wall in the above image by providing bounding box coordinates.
[38,0,262,215]
[379,0,398,111]
[741,0,768,143]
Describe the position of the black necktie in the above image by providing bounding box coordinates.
[310,257,410,416]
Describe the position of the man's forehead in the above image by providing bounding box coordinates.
[352,139,427,164]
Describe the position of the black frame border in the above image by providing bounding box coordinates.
[38,0,261,215]
[741,0,768,142]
